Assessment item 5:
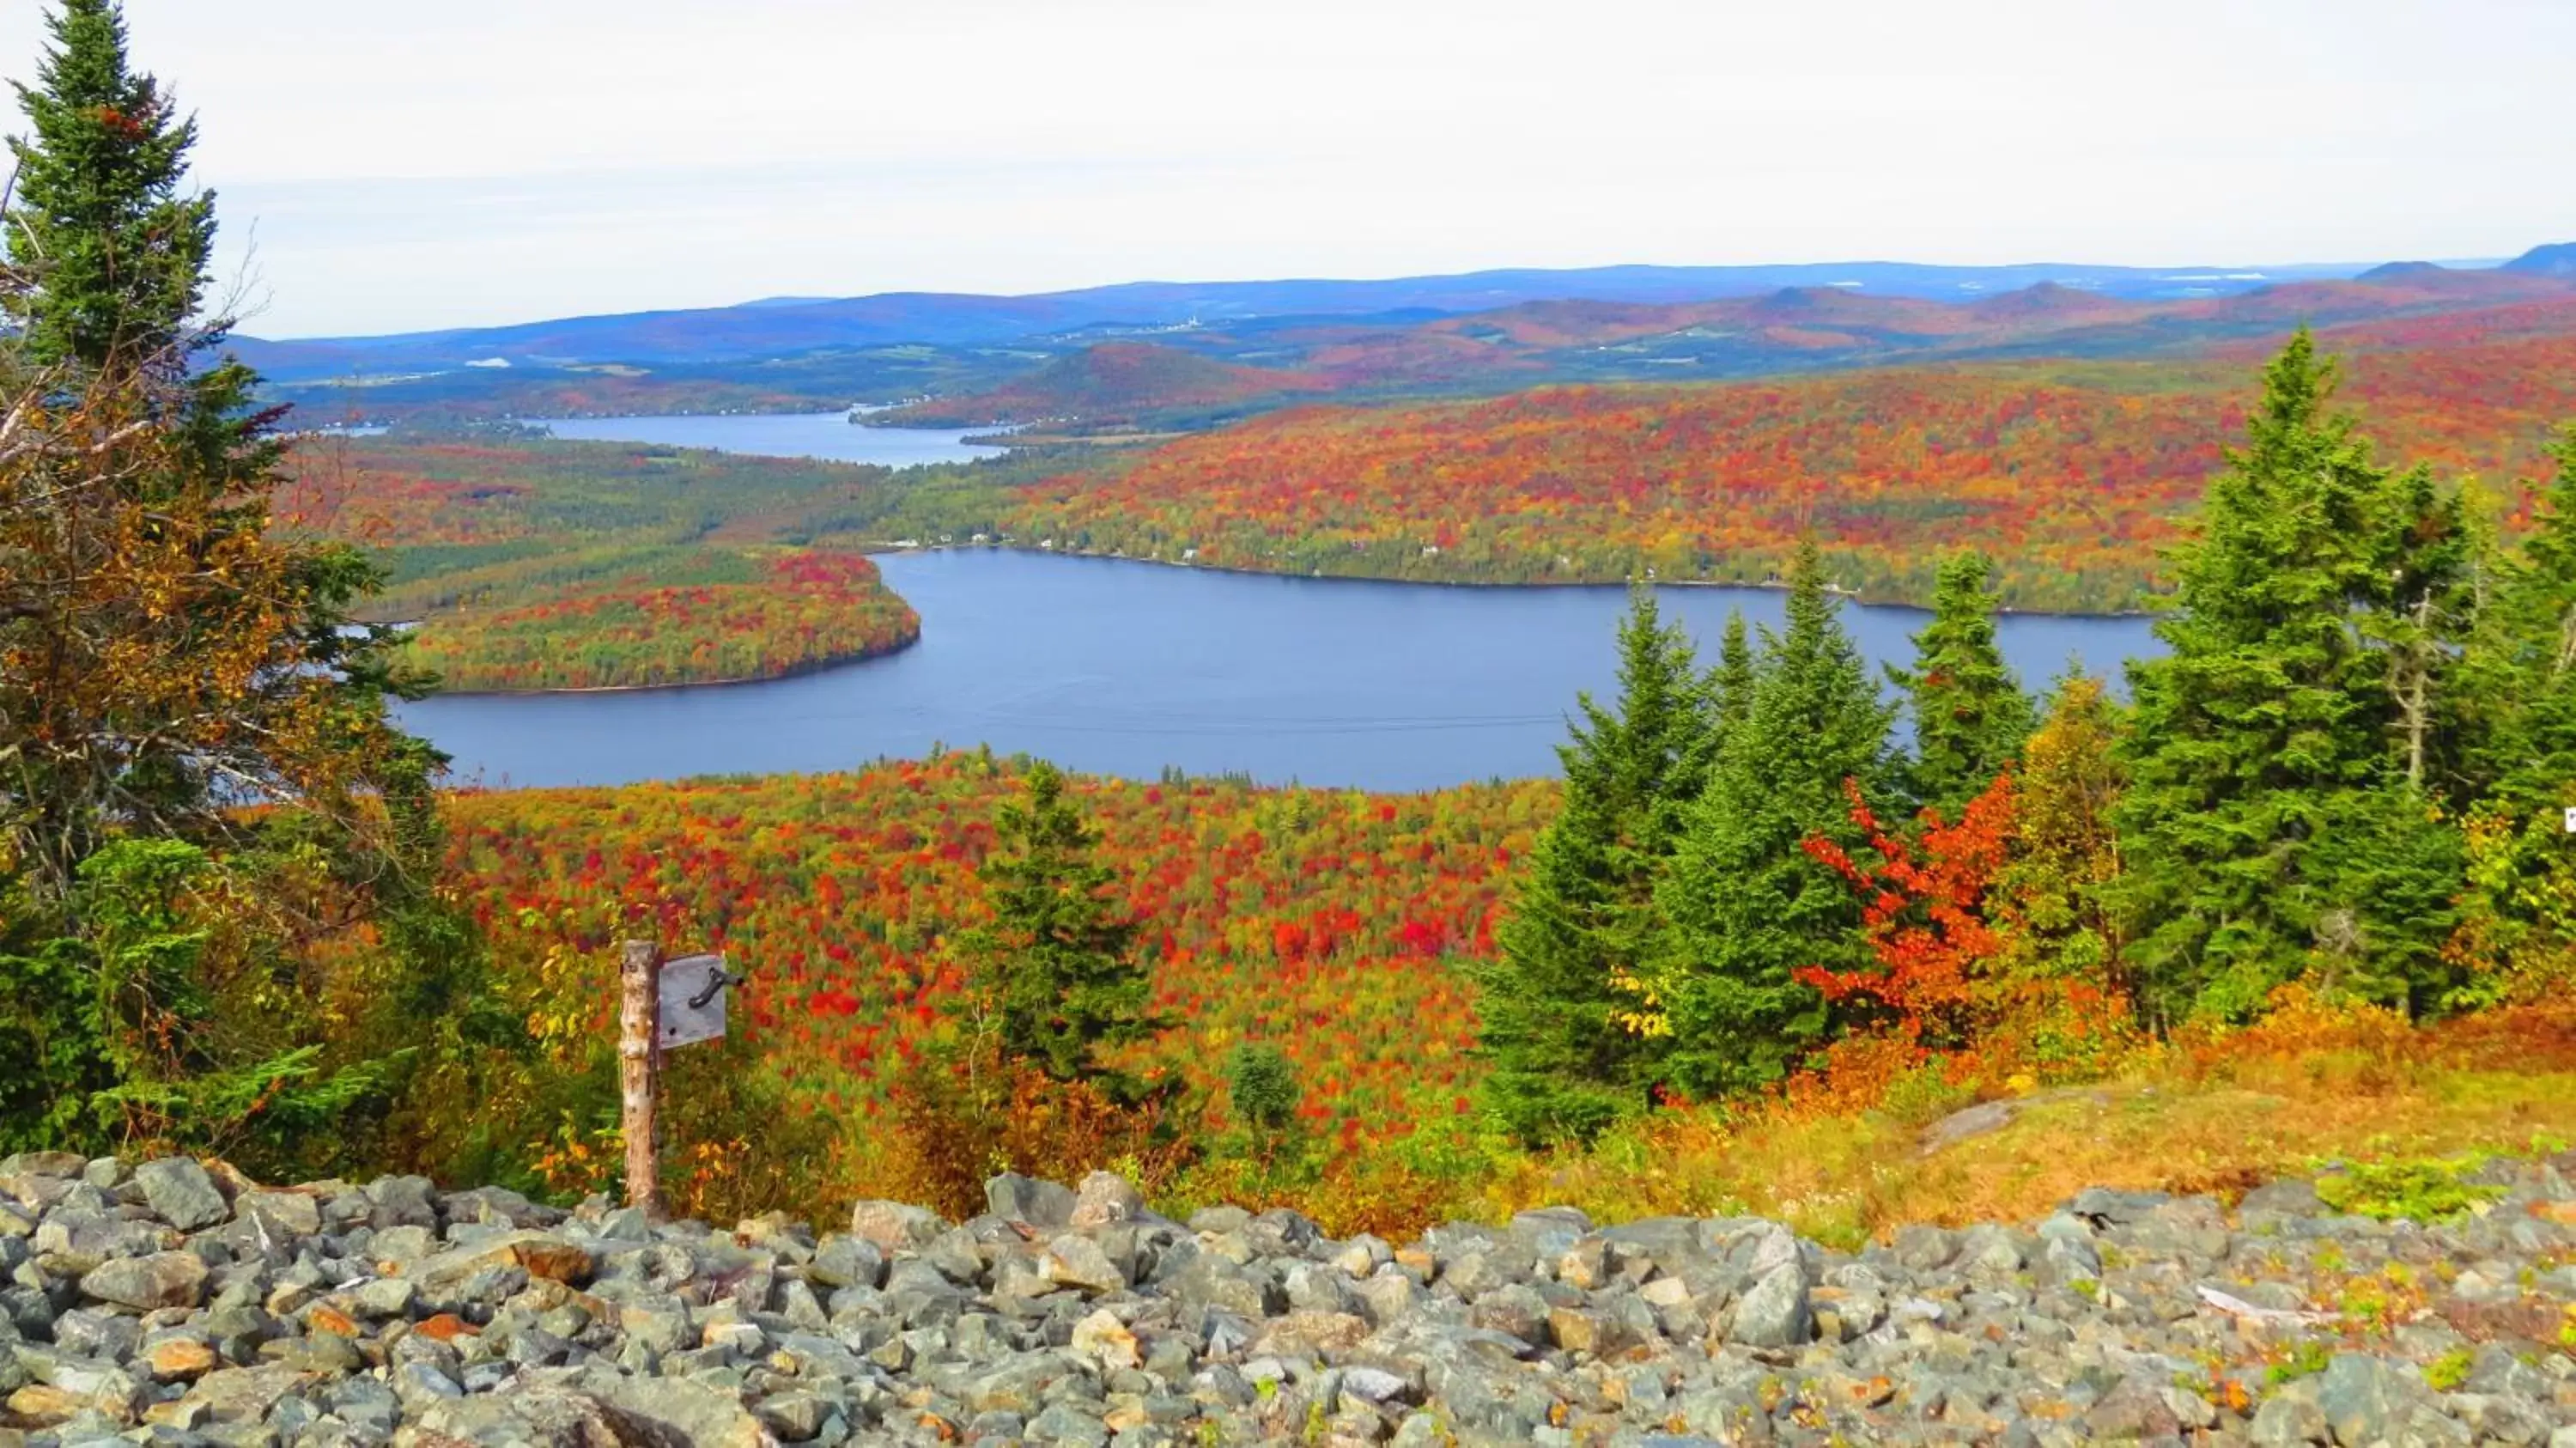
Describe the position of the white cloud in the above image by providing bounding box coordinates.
[3,0,2570,335]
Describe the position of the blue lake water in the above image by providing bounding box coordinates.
[537,412,1005,467]
[398,551,2164,793]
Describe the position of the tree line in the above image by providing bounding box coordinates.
[1473,332,2576,1144]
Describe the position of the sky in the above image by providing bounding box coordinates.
[3,0,2570,338]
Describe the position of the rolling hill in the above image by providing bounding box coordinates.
[874,342,1325,429]
[999,318,2576,611]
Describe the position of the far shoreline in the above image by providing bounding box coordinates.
[403,630,921,700]
[860,538,2168,622]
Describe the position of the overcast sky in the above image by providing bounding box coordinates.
[3,0,2569,338]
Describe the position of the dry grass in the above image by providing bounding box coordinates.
[1466,1001,2576,1250]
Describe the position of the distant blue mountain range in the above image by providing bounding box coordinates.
[238,255,2452,380]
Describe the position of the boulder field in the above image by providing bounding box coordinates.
[0,1151,2572,1445]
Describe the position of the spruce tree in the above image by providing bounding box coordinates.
[954,762,1159,1086]
[5,0,212,368]
[2115,332,2467,1024]
[2458,429,2576,965]
[1708,610,1758,749]
[1656,541,1896,1097]
[2476,429,2576,823]
[1476,585,1713,1144]
[1893,551,2035,816]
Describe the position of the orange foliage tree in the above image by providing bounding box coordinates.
[1795,776,2016,1048]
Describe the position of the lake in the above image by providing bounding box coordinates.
[398,551,2164,793]
[537,411,1005,467]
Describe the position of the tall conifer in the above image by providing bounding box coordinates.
[2116,332,2468,1023]
[1894,551,2034,816]
[5,0,212,368]
[1656,541,1896,1097]
[1477,586,1712,1143]
[2476,429,2576,821]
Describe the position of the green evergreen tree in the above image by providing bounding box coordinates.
[2115,332,2467,1024]
[1656,540,1897,1097]
[1475,585,1713,1144]
[5,0,212,368]
[1893,551,2035,816]
[1224,1043,1307,1181]
[2366,466,2482,795]
[2476,429,2576,821]
[2457,429,2576,966]
[1706,610,1758,752]
[954,762,1160,1086]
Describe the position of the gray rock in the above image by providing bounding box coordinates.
[132,1159,229,1232]
[1069,1171,1146,1229]
[233,1189,321,1240]
[849,1199,946,1253]
[2314,1353,2437,1448]
[1506,1207,1592,1261]
[2239,1178,2326,1218]
[1039,1233,1127,1293]
[1726,1262,1811,1348]
[810,1233,884,1290]
[986,1173,1077,1229]
[351,1275,416,1318]
[79,1250,208,1310]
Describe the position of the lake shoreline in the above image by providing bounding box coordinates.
[410,633,920,699]
[857,540,2167,623]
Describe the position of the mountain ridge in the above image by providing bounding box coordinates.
[236,255,2400,379]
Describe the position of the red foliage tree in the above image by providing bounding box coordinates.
[1795,774,2017,1044]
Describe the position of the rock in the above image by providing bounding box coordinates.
[986,1173,1077,1229]
[810,1232,884,1289]
[0,1151,86,1179]
[410,1228,594,1289]
[1026,1401,1109,1446]
[4,1384,89,1427]
[850,1198,947,1252]
[1340,1366,1417,1407]
[586,1370,771,1448]
[1892,1224,1957,1270]
[1918,1099,2019,1154]
[131,1159,229,1232]
[1250,1310,1371,1357]
[1546,1305,1632,1357]
[1071,1307,1140,1370]
[1070,1171,1146,1229]
[183,1364,322,1425]
[79,1250,208,1310]
[2316,1354,2423,1447]
[1508,1207,1592,1260]
[141,1336,220,1383]
[361,1173,439,1227]
[1727,1262,1812,1348]
[1039,1233,1126,1293]
[2082,1379,2184,1438]
[756,1389,835,1442]
[350,1275,416,1320]
[233,1189,322,1239]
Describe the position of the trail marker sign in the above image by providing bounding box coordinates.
[658,953,735,1049]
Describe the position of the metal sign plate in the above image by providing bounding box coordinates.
[658,953,731,1050]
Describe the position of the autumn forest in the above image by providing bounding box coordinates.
[7,0,2576,1287]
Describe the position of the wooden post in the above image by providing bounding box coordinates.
[618,939,664,1220]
